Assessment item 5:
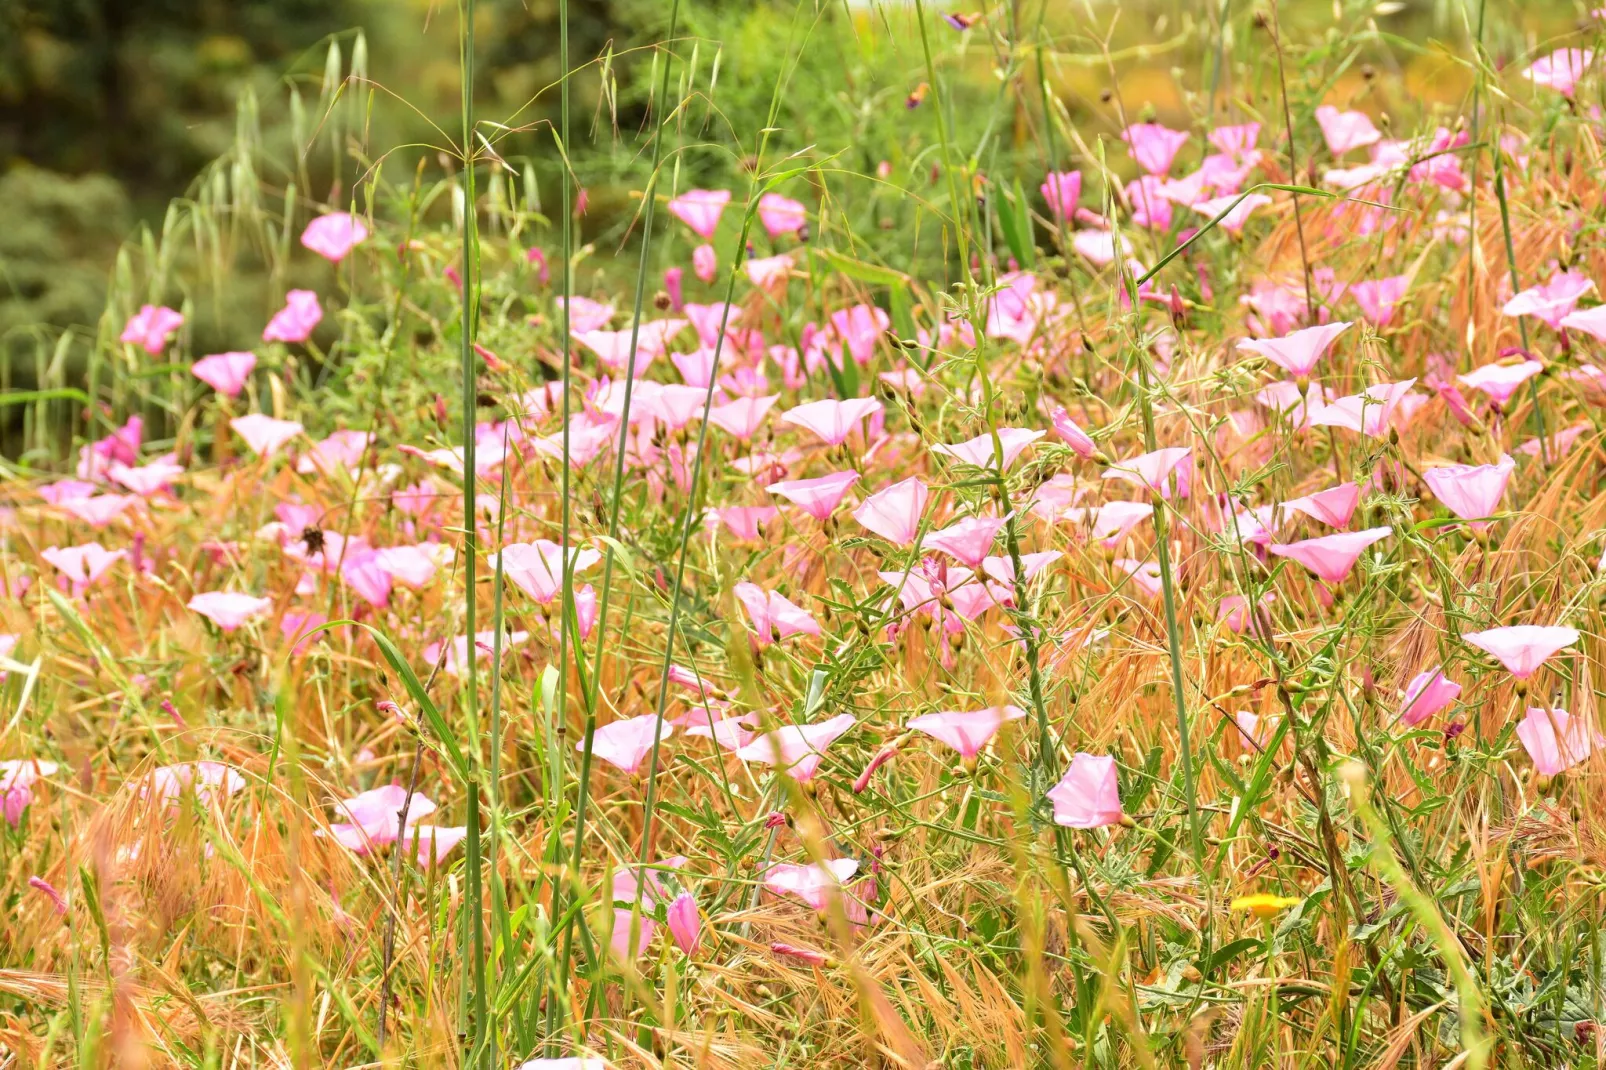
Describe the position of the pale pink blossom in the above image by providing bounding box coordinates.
[907,705,1025,760]
[932,427,1044,470]
[1047,753,1124,828]
[120,305,184,355]
[409,825,469,866]
[1421,455,1514,530]
[745,253,794,289]
[1503,271,1593,330]
[706,394,780,441]
[1267,527,1391,583]
[736,714,857,781]
[763,858,860,910]
[1282,482,1361,528]
[1524,49,1595,96]
[1121,123,1190,175]
[1315,105,1382,155]
[300,213,369,261]
[852,477,928,545]
[188,591,272,632]
[1457,360,1543,406]
[327,783,435,853]
[41,543,126,592]
[733,582,820,645]
[230,414,304,457]
[1350,275,1409,328]
[556,296,614,333]
[191,351,257,396]
[1040,170,1082,218]
[1517,706,1603,775]
[666,892,701,954]
[1309,379,1418,439]
[490,540,601,605]
[667,188,731,240]
[1398,667,1462,726]
[757,192,808,237]
[1049,407,1098,458]
[781,397,883,445]
[1193,193,1272,235]
[693,243,717,283]
[1463,625,1579,678]
[1102,446,1192,498]
[262,289,323,344]
[584,713,673,774]
[924,516,1009,568]
[767,470,860,521]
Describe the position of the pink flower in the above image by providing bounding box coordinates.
[768,470,860,521]
[1315,105,1382,155]
[1282,482,1361,528]
[1243,321,1357,377]
[1309,379,1418,439]
[1516,706,1603,775]
[1193,193,1272,235]
[28,876,67,915]
[1503,270,1594,329]
[829,304,891,365]
[666,892,701,954]
[262,289,323,344]
[745,253,794,289]
[328,783,435,852]
[120,305,184,355]
[422,629,531,678]
[924,515,1009,568]
[769,942,829,966]
[1457,360,1543,406]
[41,542,126,592]
[1209,123,1261,154]
[1101,446,1192,498]
[1268,527,1391,583]
[1121,123,1190,175]
[707,394,780,441]
[1040,171,1082,218]
[1126,175,1173,230]
[191,351,257,396]
[908,705,1025,760]
[664,265,684,310]
[853,477,928,545]
[584,713,673,774]
[1072,229,1131,265]
[301,213,369,261]
[490,540,602,605]
[230,413,304,457]
[1350,275,1409,328]
[693,243,717,283]
[1047,753,1123,828]
[59,494,139,528]
[709,506,777,542]
[340,551,394,608]
[781,397,883,445]
[684,301,739,346]
[188,591,273,632]
[107,459,182,498]
[1524,49,1595,96]
[1398,667,1462,726]
[1421,455,1514,530]
[526,247,551,285]
[1217,592,1275,634]
[408,825,469,866]
[557,296,614,333]
[757,192,807,238]
[667,188,731,240]
[736,714,857,780]
[297,429,373,477]
[734,582,820,645]
[1463,625,1579,678]
[1062,500,1153,547]
[1049,407,1098,458]
[1115,558,1167,599]
[932,427,1045,470]
[763,858,860,910]
[2,759,58,827]
[145,761,247,805]
[1560,303,1606,342]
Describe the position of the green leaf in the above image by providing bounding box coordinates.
[1201,936,1264,976]
[815,247,905,287]
[997,178,1035,267]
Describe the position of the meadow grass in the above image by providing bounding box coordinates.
[4,1,1606,1067]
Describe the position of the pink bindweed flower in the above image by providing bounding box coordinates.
[2,759,58,827]
[491,540,602,605]
[709,506,777,542]
[664,265,684,310]
[908,705,1025,760]
[297,429,373,477]
[757,192,807,237]
[187,591,272,632]
[853,477,928,545]
[1309,379,1418,439]
[736,714,857,781]
[230,413,304,457]
[262,290,323,344]
[1281,482,1361,528]
[1457,360,1543,407]
[1102,447,1192,498]
[706,394,780,441]
[830,304,891,365]
[1040,170,1082,218]
[340,551,393,608]
[556,295,614,333]
[584,713,673,774]
[41,543,126,592]
[1524,49,1595,96]
[1115,558,1167,599]
[1397,667,1462,726]
[1421,455,1515,530]
[1210,122,1262,155]
[28,876,67,915]
[1072,229,1132,265]
[1049,407,1098,458]
[734,582,821,645]
[1350,275,1409,327]
[1217,592,1275,634]
[1064,500,1153,547]
[1239,323,1354,380]
[1516,706,1604,775]
[1503,270,1594,329]
[120,305,184,355]
[924,515,1010,568]
[763,858,860,910]
[1462,625,1579,679]
[301,213,368,262]
[1315,105,1382,155]
[767,470,860,521]
[423,629,531,678]
[692,243,717,283]
[770,942,830,967]
[1559,303,1606,342]
[1121,123,1190,175]
[1267,527,1391,583]
[666,892,701,954]
[144,761,247,805]
[667,188,731,240]
[932,427,1045,470]
[746,253,794,289]
[409,825,469,866]
[1192,193,1271,235]
[327,783,435,853]
[1127,175,1173,230]
[1047,753,1124,829]
[191,351,257,396]
[59,493,139,528]
[781,397,883,445]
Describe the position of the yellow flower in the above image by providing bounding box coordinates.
[1230,894,1302,919]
